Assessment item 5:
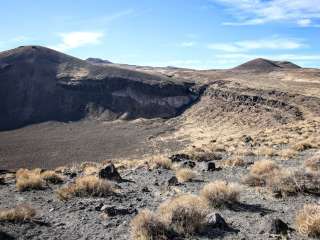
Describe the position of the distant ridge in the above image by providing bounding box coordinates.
[234,58,301,71]
[86,57,112,65]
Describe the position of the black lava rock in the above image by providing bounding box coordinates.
[207,162,216,171]
[269,218,290,235]
[99,164,122,182]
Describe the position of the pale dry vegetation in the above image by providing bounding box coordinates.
[296,204,320,237]
[41,170,64,184]
[222,158,245,167]
[157,194,209,235]
[130,210,169,240]
[200,180,240,208]
[151,156,172,170]
[0,204,36,222]
[175,168,197,183]
[305,153,320,172]
[56,175,113,200]
[16,168,45,191]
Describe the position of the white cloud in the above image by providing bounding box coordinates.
[208,43,242,52]
[213,0,320,26]
[51,31,104,51]
[208,38,305,52]
[180,41,196,47]
[297,19,312,27]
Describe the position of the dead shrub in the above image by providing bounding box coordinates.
[293,141,314,151]
[41,171,64,184]
[151,156,172,170]
[305,154,320,172]
[157,194,209,235]
[243,160,280,187]
[279,148,297,160]
[16,169,45,191]
[130,209,170,240]
[0,204,36,222]
[175,168,196,183]
[56,175,113,200]
[200,180,240,208]
[296,204,320,237]
[250,160,279,176]
[223,158,245,167]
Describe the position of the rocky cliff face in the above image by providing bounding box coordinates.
[0,46,199,130]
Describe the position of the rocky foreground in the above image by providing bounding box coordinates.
[1,126,320,239]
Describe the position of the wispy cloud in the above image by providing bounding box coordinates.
[212,0,320,26]
[180,41,196,47]
[208,38,305,52]
[51,31,104,52]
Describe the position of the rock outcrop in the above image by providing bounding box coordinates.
[0,46,200,130]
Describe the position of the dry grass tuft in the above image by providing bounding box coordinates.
[266,169,301,196]
[243,160,280,187]
[305,153,320,172]
[296,204,320,237]
[130,209,169,240]
[223,158,245,167]
[175,168,197,183]
[250,160,279,176]
[151,156,172,170]
[41,171,64,184]
[279,148,297,160]
[293,141,314,152]
[157,194,209,235]
[0,204,36,222]
[83,166,100,176]
[200,180,240,207]
[16,169,45,191]
[254,147,277,157]
[56,175,113,200]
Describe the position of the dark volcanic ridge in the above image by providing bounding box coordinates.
[0,46,201,130]
[86,57,113,65]
[233,58,301,72]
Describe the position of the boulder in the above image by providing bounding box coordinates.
[99,164,122,182]
[269,218,290,235]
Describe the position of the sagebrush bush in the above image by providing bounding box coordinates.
[223,158,245,167]
[296,204,320,237]
[0,204,36,222]
[151,156,172,170]
[200,180,240,207]
[305,153,320,172]
[56,175,113,200]
[130,209,169,240]
[41,170,64,184]
[243,160,280,187]
[175,168,196,183]
[157,194,209,235]
[16,169,45,191]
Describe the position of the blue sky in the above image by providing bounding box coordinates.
[1,0,320,69]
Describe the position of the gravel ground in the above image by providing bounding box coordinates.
[0,150,318,240]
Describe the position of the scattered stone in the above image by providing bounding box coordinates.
[0,231,15,240]
[99,164,122,181]
[269,218,290,235]
[207,162,216,171]
[243,135,253,143]
[0,177,5,185]
[169,153,191,162]
[207,213,229,230]
[95,203,104,211]
[142,186,150,192]
[193,152,222,162]
[102,206,137,217]
[182,161,196,168]
[168,176,179,186]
